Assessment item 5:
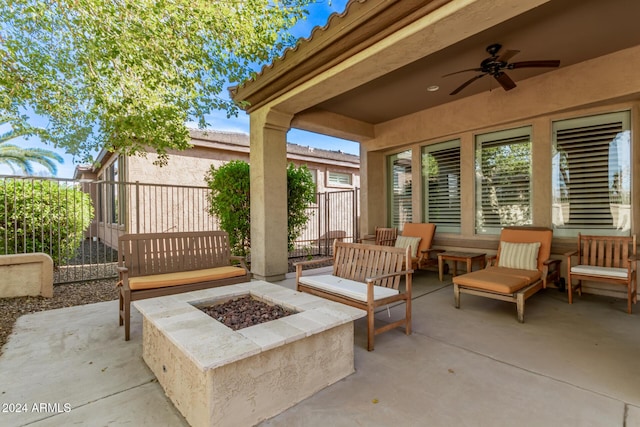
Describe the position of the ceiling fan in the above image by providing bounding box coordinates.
[444,43,560,95]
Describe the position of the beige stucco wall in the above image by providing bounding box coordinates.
[0,253,53,298]
[361,45,640,257]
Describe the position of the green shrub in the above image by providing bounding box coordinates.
[206,161,316,256]
[0,179,95,266]
[206,160,251,256]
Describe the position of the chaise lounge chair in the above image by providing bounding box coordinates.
[452,226,561,322]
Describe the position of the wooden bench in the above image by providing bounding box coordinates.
[117,231,251,340]
[566,233,637,313]
[295,241,413,351]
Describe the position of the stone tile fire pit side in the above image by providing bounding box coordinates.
[134,281,366,427]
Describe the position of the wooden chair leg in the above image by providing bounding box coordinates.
[405,297,412,336]
[123,291,131,341]
[516,293,525,323]
[119,289,124,326]
[367,307,375,351]
[567,274,573,304]
[454,284,461,308]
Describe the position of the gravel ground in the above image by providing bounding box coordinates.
[0,279,118,357]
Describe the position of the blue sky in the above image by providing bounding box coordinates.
[2,0,356,179]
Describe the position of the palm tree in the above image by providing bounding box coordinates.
[0,128,64,176]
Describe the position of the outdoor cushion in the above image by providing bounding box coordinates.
[453,266,541,294]
[498,241,540,271]
[571,265,628,279]
[394,236,422,258]
[298,274,399,302]
[128,266,247,290]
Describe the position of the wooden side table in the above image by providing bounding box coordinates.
[438,251,486,281]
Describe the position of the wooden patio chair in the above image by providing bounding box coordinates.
[565,234,637,313]
[373,226,397,246]
[394,223,442,270]
[453,227,561,322]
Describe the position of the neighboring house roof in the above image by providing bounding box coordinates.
[189,129,359,167]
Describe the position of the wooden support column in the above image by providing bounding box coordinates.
[249,108,292,281]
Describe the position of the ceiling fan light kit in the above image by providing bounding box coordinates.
[444,43,561,95]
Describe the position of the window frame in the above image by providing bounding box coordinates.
[551,110,631,237]
[421,139,461,234]
[475,126,533,235]
[387,149,413,230]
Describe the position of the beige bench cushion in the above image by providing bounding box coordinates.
[298,274,399,302]
[453,267,541,294]
[571,265,628,279]
[128,266,247,290]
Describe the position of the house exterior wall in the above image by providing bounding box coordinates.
[87,131,360,248]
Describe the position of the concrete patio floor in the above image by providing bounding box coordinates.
[1,269,639,426]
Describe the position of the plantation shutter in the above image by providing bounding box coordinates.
[422,141,460,233]
[327,171,352,185]
[476,127,532,234]
[552,111,631,236]
[388,150,412,229]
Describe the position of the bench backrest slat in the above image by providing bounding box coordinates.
[332,241,408,290]
[119,231,233,278]
[578,234,636,268]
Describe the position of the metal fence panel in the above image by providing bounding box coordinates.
[0,176,359,284]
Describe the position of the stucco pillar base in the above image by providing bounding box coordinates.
[251,272,287,282]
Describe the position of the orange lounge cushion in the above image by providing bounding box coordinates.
[128,266,247,290]
[453,267,541,294]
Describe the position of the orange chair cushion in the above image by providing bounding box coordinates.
[497,228,552,272]
[401,223,436,255]
[128,266,247,290]
[453,267,541,294]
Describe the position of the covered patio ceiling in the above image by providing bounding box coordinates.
[232,0,640,141]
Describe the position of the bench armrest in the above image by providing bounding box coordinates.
[365,269,414,284]
[564,250,578,258]
[230,255,249,271]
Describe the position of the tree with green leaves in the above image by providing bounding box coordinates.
[0,127,63,175]
[1,0,313,164]
[206,161,316,256]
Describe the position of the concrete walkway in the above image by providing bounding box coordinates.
[1,270,639,426]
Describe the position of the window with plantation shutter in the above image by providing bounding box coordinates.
[327,171,352,186]
[388,150,412,229]
[552,111,631,237]
[422,140,460,233]
[475,127,532,235]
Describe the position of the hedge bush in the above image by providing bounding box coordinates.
[206,161,316,256]
[0,179,95,266]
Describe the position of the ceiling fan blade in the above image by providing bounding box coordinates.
[442,68,483,77]
[497,49,520,63]
[509,60,560,69]
[450,74,486,95]
[494,72,516,91]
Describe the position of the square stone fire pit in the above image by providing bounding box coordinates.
[133,280,366,427]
